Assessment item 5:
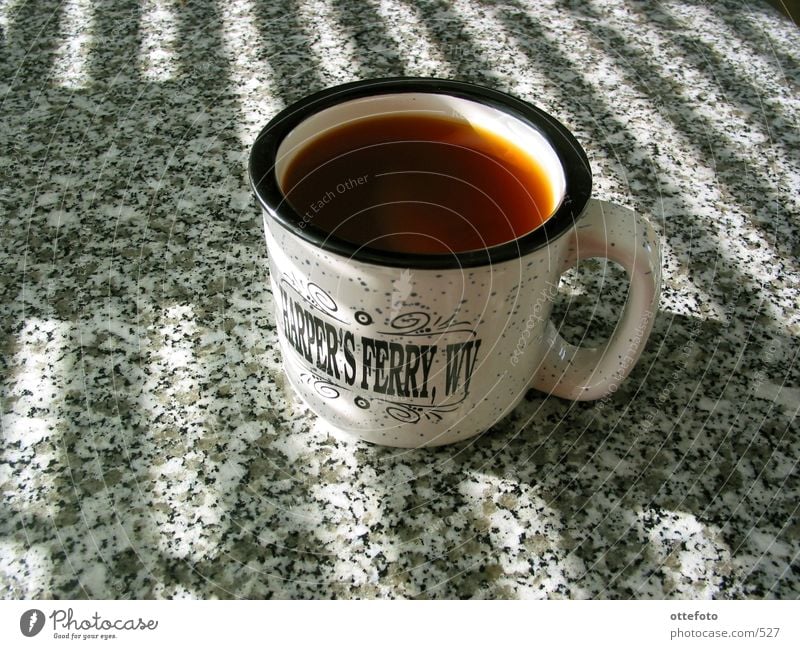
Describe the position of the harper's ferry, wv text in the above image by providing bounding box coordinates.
[279,286,482,400]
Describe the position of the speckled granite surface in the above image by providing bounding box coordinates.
[1,0,798,599]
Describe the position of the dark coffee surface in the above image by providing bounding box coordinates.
[282,114,555,254]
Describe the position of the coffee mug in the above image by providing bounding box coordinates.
[249,78,661,447]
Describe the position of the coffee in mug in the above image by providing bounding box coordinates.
[281,113,556,254]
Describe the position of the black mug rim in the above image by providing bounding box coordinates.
[249,78,592,270]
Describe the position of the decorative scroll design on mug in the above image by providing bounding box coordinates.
[378,311,476,337]
[299,371,349,399]
[432,313,477,337]
[280,273,348,325]
[385,404,421,424]
[370,391,470,424]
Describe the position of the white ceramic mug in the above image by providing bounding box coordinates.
[250,78,661,447]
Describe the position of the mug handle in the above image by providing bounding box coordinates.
[531,199,661,401]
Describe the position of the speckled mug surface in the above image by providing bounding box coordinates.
[250,78,661,447]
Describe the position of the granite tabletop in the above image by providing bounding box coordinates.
[1,0,798,599]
